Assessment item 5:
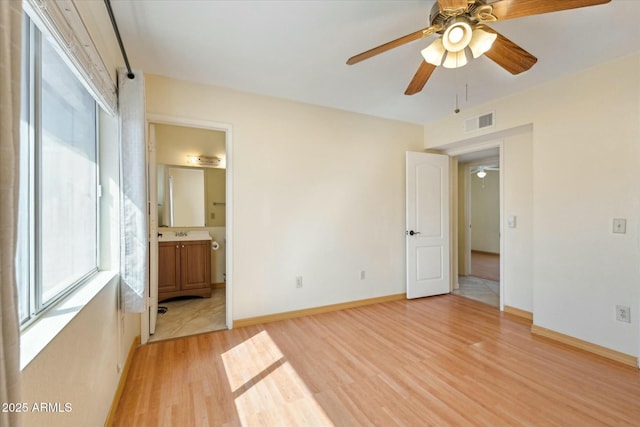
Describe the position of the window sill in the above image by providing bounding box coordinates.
[20,270,118,370]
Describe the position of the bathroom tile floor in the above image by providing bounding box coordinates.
[149,288,226,342]
[452,275,500,308]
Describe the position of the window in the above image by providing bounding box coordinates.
[18,15,99,325]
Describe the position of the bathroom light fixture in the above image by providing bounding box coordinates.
[186,155,221,166]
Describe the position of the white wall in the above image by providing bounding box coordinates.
[21,109,140,427]
[424,54,640,357]
[145,74,424,320]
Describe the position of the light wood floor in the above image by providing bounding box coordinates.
[112,295,640,427]
[471,250,500,282]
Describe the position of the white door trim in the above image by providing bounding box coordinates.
[145,114,234,343]
[148,124,158,335]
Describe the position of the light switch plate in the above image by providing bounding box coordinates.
[613,218,626,234]
[508,215,517,228]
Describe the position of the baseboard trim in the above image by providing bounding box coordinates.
[531,325,637,367]
[234,293,406,329]
[211,282,226,289]
[504,305,533,321]
[104,335,140,427]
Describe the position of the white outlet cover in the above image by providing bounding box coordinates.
[616,305,631,323]
[612,218,626,234]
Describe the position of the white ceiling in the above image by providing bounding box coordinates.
[109,0,640,125]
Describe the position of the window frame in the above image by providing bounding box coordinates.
[19,14,101,327]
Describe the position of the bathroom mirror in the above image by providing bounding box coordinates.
[159,165,205,227]
[157,164,226,227]
[154,123,226,228]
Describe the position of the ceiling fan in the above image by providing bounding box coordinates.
[347,0,611,95]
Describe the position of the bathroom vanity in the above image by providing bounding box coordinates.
[157,231,212,302]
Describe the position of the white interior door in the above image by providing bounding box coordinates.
[148,124,158,335]
[406,152,450,299]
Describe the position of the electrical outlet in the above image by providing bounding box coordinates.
[612,218,626,234]
[296,276,303,288]
[616,305,631,323]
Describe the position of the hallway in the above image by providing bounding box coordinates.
[454,251,500,307]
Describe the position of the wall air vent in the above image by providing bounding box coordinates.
[464,111,495,133]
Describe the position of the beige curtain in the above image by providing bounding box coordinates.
[0,1,23,427]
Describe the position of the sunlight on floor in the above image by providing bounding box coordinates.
[221,330,334,427]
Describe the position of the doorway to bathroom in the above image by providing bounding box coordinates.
[145,116,233,343]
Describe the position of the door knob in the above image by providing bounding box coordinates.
[408,230,420,236]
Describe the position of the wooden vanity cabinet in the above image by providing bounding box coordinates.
[158,240,212,301]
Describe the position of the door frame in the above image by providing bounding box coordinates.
[462,155,500,277]
[143,114,234,343]
[444,140,504,310]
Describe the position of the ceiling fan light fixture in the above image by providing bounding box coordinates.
[442,21,473,53]
[468,28,497,59]
[442,49,468,69]
[421,38,446,66]
[477,168,487,178]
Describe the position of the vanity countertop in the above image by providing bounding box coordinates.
[157,230,212,242]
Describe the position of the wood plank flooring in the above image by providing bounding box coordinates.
[112,295,640,427]
[471,250,500,282]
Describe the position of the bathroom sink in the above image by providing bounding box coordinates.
[157,230,212,242]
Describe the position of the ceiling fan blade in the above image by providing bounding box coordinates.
[405,61,437,95]
[491,0,611,21]
[437,0,469,10]
[346,26,440,65]
[483,27,537,74]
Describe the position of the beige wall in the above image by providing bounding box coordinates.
[457,165,469,276]
[145,74,425,320]
[155,123,226,167]
[502,131,534,312]
[424,53,640,357]
[470,169,500,253]
[205,168,226,227]
[21,279,138,427]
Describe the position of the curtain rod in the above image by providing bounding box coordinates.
[104,0,135,79]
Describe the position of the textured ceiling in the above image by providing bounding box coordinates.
[109,0,640,125]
